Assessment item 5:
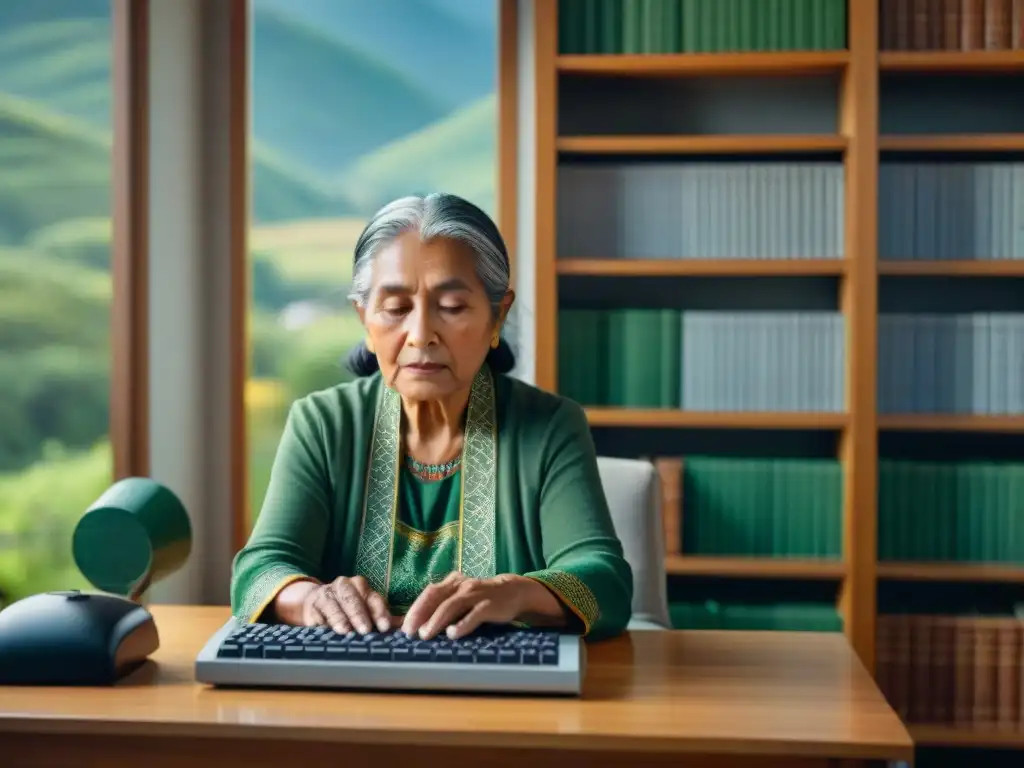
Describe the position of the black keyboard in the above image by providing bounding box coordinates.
[195,617,584,695]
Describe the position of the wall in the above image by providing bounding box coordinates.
[147,0,236,605]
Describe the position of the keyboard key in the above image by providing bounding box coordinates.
[217,643,241,658]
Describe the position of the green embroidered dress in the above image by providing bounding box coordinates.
[230,366,633,640]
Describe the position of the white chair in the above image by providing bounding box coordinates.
[596,456,671,630]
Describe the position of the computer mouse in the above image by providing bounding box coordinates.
[0,589,159,686]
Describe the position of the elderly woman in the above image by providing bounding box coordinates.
[231,193,633,642]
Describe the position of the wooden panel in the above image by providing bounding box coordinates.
[498,0,518,274]
[585,409,847,430]
[557,135,848,154]
[229,0,250,552]
[557,52,849,76]
[111,0,150,480]
[3,733,849,768]
[533,0,558,391]
[557,258,848,277]
[838,0,880,671]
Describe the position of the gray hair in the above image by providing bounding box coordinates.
[347,193,510,318]
[343,193,517,377]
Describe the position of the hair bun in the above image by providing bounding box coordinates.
[485,337,516,375]
[345,341,380,376]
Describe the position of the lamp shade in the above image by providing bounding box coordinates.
[71,477,191,598]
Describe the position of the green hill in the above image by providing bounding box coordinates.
[251,7,445,173]
[340,94,497,216]
[0,16,111,127]
[0,92,346,241]
[0,3,447,176]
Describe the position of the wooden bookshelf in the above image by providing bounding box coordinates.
[878,562,1024,583]
[909,725,1024,749]
[879,133,1024,152]
[878,260,1024,277]
[534,0,1024,750]
[878,415,1024,433]
[879,50,1024,72]
[584,408,846,430]
[557,134,848,154]
[557,51,849,76]
[557,258,848,277]
[666,555,846,580]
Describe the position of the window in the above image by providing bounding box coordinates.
[246,0,500,527]
[0,1,114,603]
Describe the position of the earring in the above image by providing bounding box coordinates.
[365,337,375,354]
[490,329,500,349]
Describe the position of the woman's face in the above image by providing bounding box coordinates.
[357,232,512,402]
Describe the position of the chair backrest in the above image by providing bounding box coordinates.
[595,456,671,630]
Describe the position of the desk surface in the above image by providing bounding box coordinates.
[0,605,912,761]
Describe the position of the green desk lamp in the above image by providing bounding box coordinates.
[72,476,193,601]
[0,477,192,686]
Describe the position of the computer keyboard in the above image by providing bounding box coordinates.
[195,617,585,695]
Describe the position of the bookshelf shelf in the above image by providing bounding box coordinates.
[909,725,1024,749]
[878,134,1024,152]
[557,258,848,277]
[879,50,1024,72]
[877,562,1024,583]
[584,408,847,430]
[878,415,1024,433]
[556,51,849,77]
[557,135,848,155]
[666,555,846,580]
[878,260,1024,277]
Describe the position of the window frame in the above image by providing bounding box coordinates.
[111,0,151,480]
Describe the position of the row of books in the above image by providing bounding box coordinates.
[881,0,1024,51]
[558,310,845,412]
[679,456,842,559]
[558,161,1024,261]
[879,163,1023,262]
[558,163,845,260]
[557,0,848,54]
[878,314,1024,416]
[669,601,842,632]
[876,613,1024,726]
[879,459,1024,563]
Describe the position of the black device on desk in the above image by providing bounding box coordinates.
[0,590,158,685]
[0,477,191,686]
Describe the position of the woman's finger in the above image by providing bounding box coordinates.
[448,599,494,639]
[419,591,477,640]
[316,588,353,634]
[402,577,460,637]
[364,590,394,632]
[333,581,374,634]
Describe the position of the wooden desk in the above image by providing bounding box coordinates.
[0,605,912,768]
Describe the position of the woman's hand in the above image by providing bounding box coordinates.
[302,575,395,635]
[400,572,565,640]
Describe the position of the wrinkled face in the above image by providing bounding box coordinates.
[357,232,512,401]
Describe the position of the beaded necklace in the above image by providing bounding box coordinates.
[404,453,462,481]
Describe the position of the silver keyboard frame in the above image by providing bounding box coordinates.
[195,617,586,696]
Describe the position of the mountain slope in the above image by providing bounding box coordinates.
[340,94,497,216]
[252,6,445,172]
[0,4,449,176]
[0,93,345,242]
[252,0,496,110]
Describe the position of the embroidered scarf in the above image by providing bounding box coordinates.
[353,365,498,597]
